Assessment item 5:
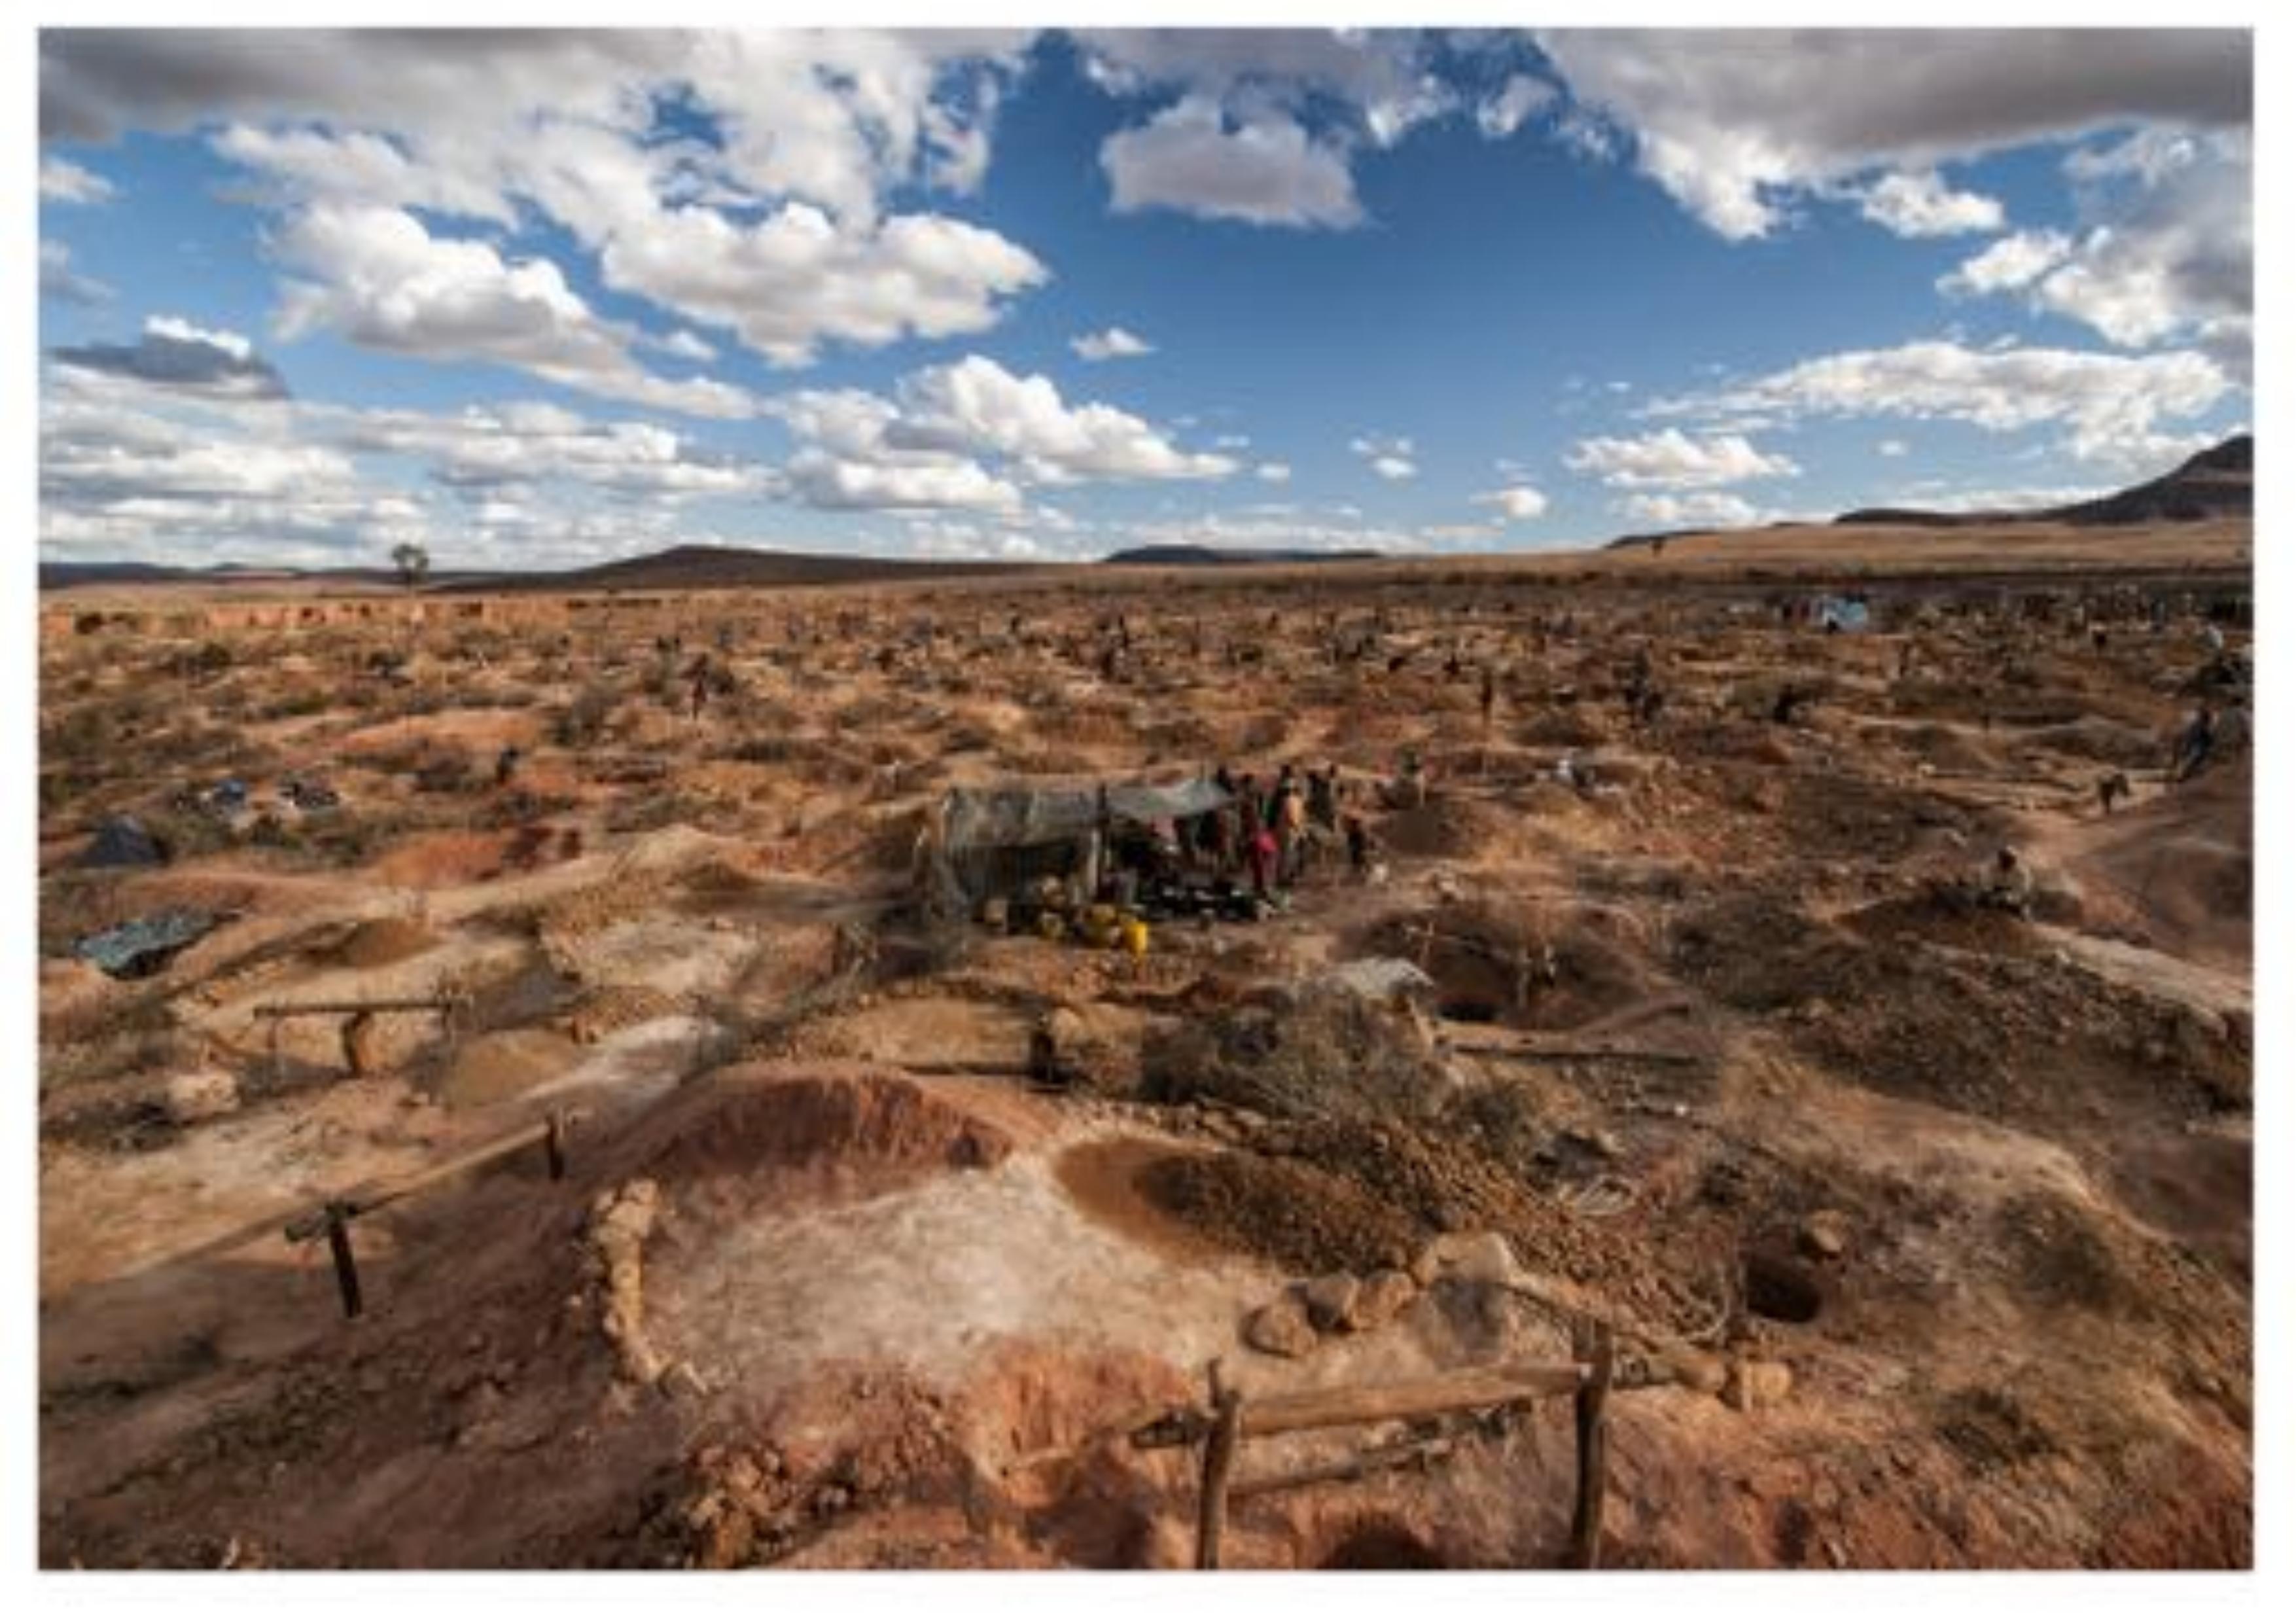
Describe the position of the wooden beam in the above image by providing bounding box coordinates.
[1195,1364,1244,1571]
[1237,1363,1585,1441]
[1450,1041,1702,1067]
[283,1111,584,1243]
[253,997,468,1019]
[1567,1323,1614,1569]
[324,1206,362,1320]
[1229,1433,1459,1503]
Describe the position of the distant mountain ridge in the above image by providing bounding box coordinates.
[1835,435,2252,529]
[41,543,1037,594]
[1100,544,1381,566]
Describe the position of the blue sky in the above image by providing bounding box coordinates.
[35,26,2253,567]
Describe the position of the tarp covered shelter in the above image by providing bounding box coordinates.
[78,814,167,869]
[919,776,1231,918]
[73,908,223,979]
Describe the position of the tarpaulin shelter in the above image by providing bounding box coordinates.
[73,908,224,979]
[78,814,167,870]
[917,776,1231,918]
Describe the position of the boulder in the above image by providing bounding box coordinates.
[162,1069,239,1125]
[1243,1296,1319,1359]
[1436,1230,1521,1287]
[1300,1272,1363,1334]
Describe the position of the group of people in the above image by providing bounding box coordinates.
[1119,762,1381,904]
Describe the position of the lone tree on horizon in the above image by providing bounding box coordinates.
[390,541,431,592]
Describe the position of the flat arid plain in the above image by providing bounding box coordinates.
[36,499,2252,1569]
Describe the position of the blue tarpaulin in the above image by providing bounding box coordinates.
[73,908,223,979]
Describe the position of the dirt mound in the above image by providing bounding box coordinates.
[1839,890,2042,957]
[1136,1148,1420,1275]
[1677,894,2246,1133]
[1053,1136,1227,1263]
[617,1064,1021,1212]
[434,1027,581,1108]
[2061,763,2250,967]
[325,915,438,969]
[1371,795,1521,861]
[1362,900,1656,1032]
[1781,771,1994,863]
[367,830,518,887]
[1139,987,1450,1122]
[1895,722,2005,776]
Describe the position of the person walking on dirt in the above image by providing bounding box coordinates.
[1343,813,1379,882]
[2097,771,2132,816]
[1276,776,1309,886]
[2170,702,2217,783]
[1307,764,1338,832]
[1480,666,1498,732]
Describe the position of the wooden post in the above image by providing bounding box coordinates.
[1568,1321,1614,1569]
[325,1205,364,1320]
[1196,1362,1244,1571]
[544,1110,567,1181]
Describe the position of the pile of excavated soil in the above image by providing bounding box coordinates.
[1135,1148,1420,1276]
[1371,796,1522,862]
[327,915,438,969]
[2060,764,2250,969]
[1780,770,1997,863]
[1361,901,1656,1033]
[616,1064,1027,1215]
[434,1027,582,1108]
[1676,891,2246,1131]
[368,830,518,888]
[565,982,684,1043]
[1839,890,2043,957]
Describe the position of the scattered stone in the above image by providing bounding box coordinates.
[1437,1230,1520,1287]
[1799,1211,1850,1261]
[1243,1296,1319,1359]
[1661,1346,1728,1395]
[1350,1268,1418,1331]
[1723,1357,1795,1414]
[1300,1272,1363,1334]
[161,1068,239,1125]
[660,1361,711,1400]
[340,1012,382,1077]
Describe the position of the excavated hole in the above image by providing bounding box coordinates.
[1316,1518,1450,1569]
[1744,1246,1826,1324]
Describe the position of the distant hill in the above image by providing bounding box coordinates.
[1102,544,1381,567]
[457,543,1038,594]
[43,543,1038,595]
[1836,435,2252,529]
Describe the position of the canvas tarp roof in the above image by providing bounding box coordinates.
[73,908,223,979]
[937,777,1230,853]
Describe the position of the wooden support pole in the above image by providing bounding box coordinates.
[1196,1363,1244,1572]
[253,997,467,1019]
[1568,1322,1614,1569]
[283,1111,584,1243]
[1240,1363,1584,1441]
[324,1205,363,1320]
[1229,1433,1458,1503]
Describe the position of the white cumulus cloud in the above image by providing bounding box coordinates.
[1102,96,1363,228]
[40,155,115,204]
[1071,326,1155,361]
[1475,486,1551,521]
[1565,429,1798,489]
[1647,338,2236,469]
[1858,169,2004,237]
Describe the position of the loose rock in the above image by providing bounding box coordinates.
[1243,1296,1319,1359]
